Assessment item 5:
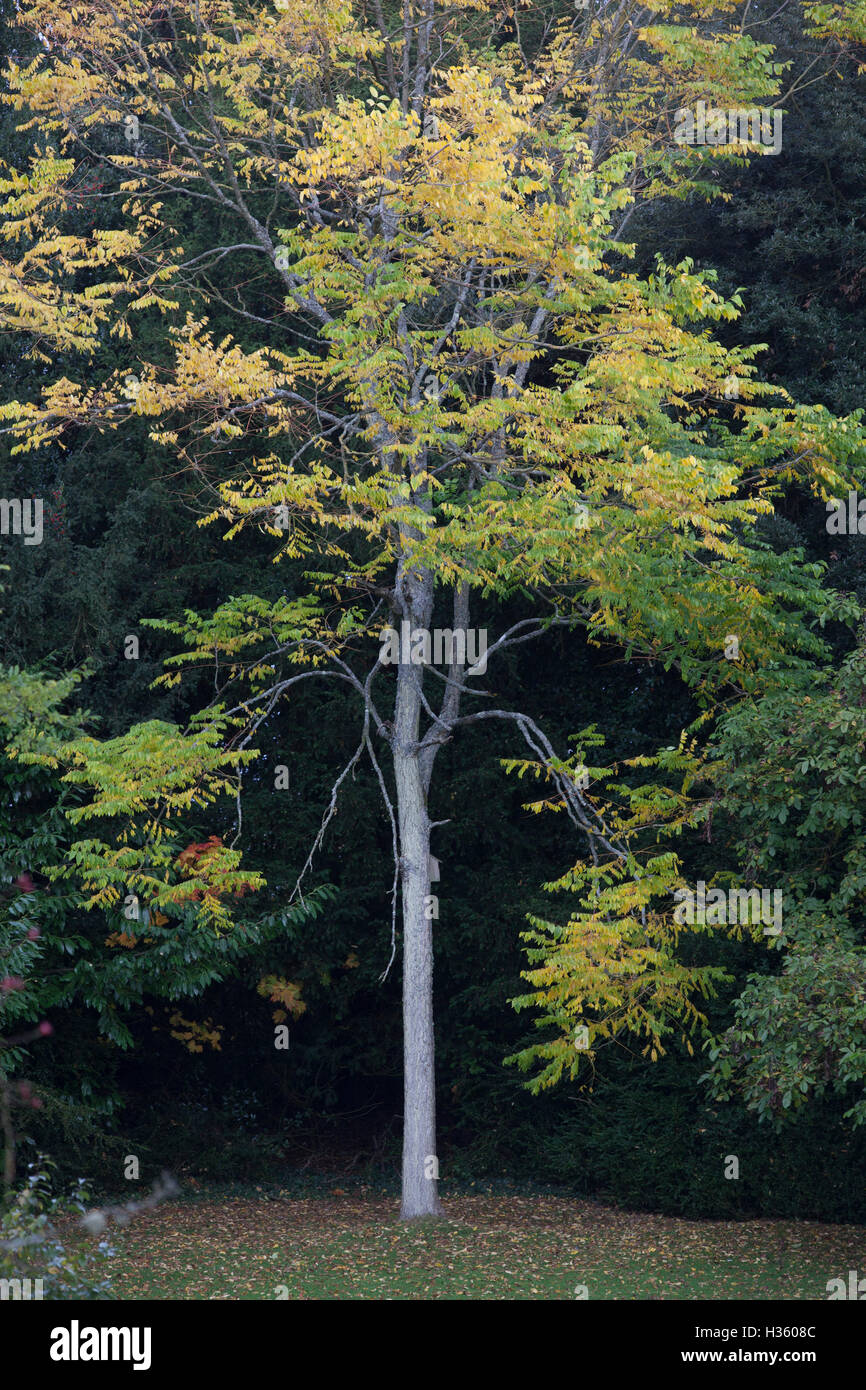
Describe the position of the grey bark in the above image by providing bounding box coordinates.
[393,557,443,1219]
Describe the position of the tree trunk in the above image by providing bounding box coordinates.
[394,571,443,1220]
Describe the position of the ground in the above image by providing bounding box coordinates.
[69,1188,866,1300]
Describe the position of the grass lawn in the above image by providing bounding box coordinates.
[72,1188,866,1300]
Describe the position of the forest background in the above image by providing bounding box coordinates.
[1,0,866,1227]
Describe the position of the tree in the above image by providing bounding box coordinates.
[2,0,865,1218]
[703,636,866,1126]
[0,636,329,1188]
